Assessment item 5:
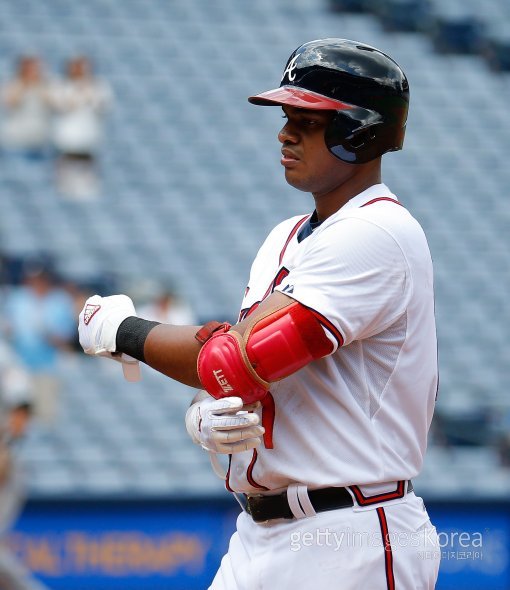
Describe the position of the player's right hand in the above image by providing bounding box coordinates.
[78,294,142,382]
[185,395,264,454]
[78,294,136,357]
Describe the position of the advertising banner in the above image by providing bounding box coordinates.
[7,498,510,589]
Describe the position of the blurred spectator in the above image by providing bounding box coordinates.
[2,262,76,425]
[0,56,52,158]
[51,55,113,199]
[0,340,49,590]
[0,254,28,288]
[138,281,196,325]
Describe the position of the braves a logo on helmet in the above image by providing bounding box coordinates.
[281,55,299,83]
[83,304,101,325]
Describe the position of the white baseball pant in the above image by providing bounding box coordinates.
[210,491,440,590]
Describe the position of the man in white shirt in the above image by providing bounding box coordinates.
[78,38,440,589]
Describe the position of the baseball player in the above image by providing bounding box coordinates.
[78,39,440,589]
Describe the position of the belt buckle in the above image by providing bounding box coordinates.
[245,493,272,523]
[232,492,272,523]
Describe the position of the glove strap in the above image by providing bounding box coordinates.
[195,321,231,344]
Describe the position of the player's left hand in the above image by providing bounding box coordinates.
[78,294,141,381]
[185,395,264,454]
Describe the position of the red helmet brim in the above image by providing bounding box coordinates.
[248,86,353,110]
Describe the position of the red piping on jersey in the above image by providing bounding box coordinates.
[263,266,290,300]
[349,481,406,506]
[240,215,307,322]
[377,507,396,590]
[246,449,269,491]
[239,301,260,322]
[225,455,234,492]
[361,197,402,208]
[302,305,345,348]
[240,266,291,321]
[279,215,309,265]
[229,399,274,494]
[260,392,275,449]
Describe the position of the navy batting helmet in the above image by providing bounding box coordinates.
[248,38,409,164]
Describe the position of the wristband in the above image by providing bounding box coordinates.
[116,317,160,362]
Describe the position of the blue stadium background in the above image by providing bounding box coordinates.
[1,0,510,588]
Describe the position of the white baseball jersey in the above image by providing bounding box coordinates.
[227,183,437,494]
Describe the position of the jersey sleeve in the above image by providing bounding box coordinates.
[274,216,412,351]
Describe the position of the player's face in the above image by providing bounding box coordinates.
[278,106,356,196]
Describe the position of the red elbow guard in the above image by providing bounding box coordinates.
[245,303,333,381]
[197,331,270,403]
[197,302,334,404]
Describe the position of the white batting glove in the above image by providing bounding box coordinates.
[185,396,264,454]
[78,294,141,382]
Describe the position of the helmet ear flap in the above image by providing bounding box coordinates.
[325,108,385,164]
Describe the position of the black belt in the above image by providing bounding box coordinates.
[245,481,413,523]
